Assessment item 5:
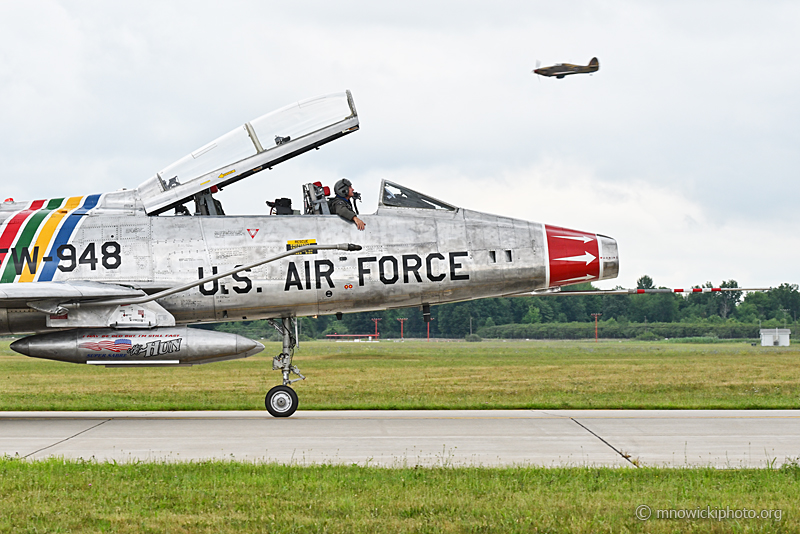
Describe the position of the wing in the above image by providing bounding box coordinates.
[0,280,145,313]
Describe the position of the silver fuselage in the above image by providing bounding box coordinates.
[0,188,619,335]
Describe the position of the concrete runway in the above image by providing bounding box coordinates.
[2,410,799,467]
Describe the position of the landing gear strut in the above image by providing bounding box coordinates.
[266,317,305,417]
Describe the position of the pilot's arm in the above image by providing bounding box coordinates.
[330,199,366,231]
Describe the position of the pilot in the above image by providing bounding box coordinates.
[329,178,366,231]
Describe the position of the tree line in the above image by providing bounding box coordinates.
[212,277,800,340]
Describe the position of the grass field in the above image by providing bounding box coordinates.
[3,340,798,532]
[2,338,799,411]
[1,458,797,533]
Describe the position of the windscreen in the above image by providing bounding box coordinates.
[381,181,456,211]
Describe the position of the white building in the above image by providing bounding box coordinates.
[760,329,791,347]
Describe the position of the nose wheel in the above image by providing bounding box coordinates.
[266,317,305,417]
[265,385,298,417]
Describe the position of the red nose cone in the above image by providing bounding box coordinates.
[545,225,600,287]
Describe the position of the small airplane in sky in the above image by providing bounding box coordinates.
[0,90,760,416]
[533,57,599,79]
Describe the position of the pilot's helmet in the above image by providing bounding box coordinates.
[334,178,352,198]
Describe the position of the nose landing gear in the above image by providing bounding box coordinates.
[266,317,305,417]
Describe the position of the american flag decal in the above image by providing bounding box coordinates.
[78,338,133,352]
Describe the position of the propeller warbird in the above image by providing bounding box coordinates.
[533,57,599,79]
[0,90,758,416]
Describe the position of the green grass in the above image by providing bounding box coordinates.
[3,341,798,532]
[0,458,800,533]
[2,339,800,411]
[1,458,797,533]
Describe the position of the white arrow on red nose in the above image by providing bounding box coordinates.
[552,235,594,243]
[553,252,596,265]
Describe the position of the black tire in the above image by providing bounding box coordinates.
[265,385,298,417]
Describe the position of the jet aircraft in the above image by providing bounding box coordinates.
[0,90,755,416]
[533,57,599,78]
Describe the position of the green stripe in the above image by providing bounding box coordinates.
[1,198,65,283]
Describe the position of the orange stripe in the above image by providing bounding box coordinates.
[19,196,83,282]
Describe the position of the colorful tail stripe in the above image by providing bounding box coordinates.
[0,200,46,267]
[37,194,101,282]
[0,195,101,283]
[19,197,85,283]
[0,198,66,283]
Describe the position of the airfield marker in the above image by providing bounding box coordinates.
[397,318,408,340]
[371,318,382,340]
[591,313,602,342]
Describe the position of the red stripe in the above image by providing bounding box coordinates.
[0,200,46,265]
[674,289,683,292]
[711,288,721,292]
[692,288,702,293]
[637,289,645,294]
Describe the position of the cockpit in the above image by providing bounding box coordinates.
[263,179,458,218]
[135,90,458,218]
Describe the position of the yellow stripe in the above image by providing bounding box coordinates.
[19,196,83,282]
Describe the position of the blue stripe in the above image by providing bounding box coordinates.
[38,194,101,282]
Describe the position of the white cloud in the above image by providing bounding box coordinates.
[0,1,797,289]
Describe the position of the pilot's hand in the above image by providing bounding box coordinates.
[353,216,366,231]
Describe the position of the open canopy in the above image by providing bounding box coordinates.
[137,91,359,215]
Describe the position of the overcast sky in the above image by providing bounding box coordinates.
[1,1,798,289]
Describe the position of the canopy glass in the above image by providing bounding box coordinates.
[156,93,354,190]
[380,180,457,211]
[136,91,358,215]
